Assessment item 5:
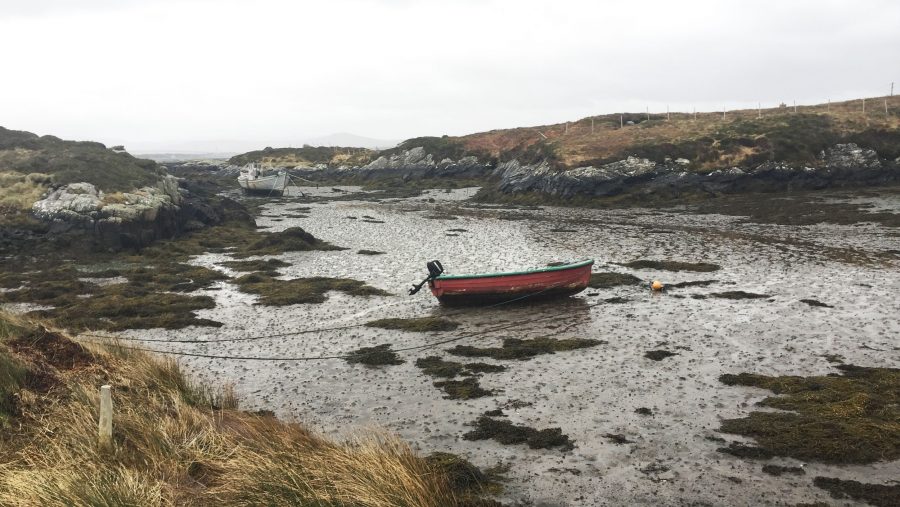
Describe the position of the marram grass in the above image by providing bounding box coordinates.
[0,311,478,506]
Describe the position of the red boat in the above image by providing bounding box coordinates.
[410,259,594,306]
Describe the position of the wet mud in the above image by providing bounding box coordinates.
[63,185,899,506]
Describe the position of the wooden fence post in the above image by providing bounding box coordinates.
[99,385,113,447]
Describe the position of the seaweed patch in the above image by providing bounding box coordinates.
[464,416,574,451]
[620,260,721,272]
[344,344,404,367]
[717,365,900,464]
[365,317,459,332]
[235,272,389,306]
[448,337,603,361]
[433,378,494,399]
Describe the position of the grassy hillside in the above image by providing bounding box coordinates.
[0,127,166,211]
[228,145,375,168]
[0,311,499,506]
[230,96,900,173]
[457,95,900,170]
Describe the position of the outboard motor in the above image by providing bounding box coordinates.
[426,260,444,278]
[409,260,444,295]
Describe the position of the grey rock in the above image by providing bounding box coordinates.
[822,143,881,170]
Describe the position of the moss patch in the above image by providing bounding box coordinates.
[448,337,603,361]
[344,344,404,367]
[718,364,900,464]
[620,260,721,272]
[234,272,389,306]
[813,477,900,507]
[589,272,642,288]
[366,317,459,332]
[463,416,574,451]
[433,378,494,399]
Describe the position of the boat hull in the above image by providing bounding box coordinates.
[238,172,288,195]
[428,260,594,306]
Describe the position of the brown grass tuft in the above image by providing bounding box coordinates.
[0,312,478,506]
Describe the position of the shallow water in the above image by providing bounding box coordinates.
[111,187,900,506]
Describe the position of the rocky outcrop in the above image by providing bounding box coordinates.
[292,147,492,183]
[492,143,900,200]
[30,175,232,250]
[186,143,899,203]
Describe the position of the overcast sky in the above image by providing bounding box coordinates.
[1,0,897,152]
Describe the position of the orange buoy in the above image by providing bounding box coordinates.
[651,280,664,291]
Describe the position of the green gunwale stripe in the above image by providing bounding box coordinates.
[436,259,594,280]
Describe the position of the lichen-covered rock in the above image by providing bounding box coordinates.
[33,175,182,223]
[821,143,881,170]
[29,175,217,249]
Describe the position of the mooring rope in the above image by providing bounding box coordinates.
[80,277,580,345]
[78,297,604,362]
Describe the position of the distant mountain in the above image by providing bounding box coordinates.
[135,152,237,162]
[304,133,398,150]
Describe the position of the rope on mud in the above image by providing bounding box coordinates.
[80,278,578,345]
[78,298,604,362]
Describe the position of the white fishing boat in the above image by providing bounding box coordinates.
[237,163,288,195]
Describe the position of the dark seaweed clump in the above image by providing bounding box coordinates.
[604,433,634,445]
[620,260,721,272]
[800,298,833,308]
[761,464,805,476]
[635,407,653,416]
[813,477,900,507]
[234,227,343,258]
[416,356,465,378]
[219,258,290,273]
[0,265,223,331]
[234,272,389,306]
[416,356,507,378]
[464,416,574,451]
[588,272,642,288]
[433,378,494,399]
[645,350,677,361]
[356,249,386,255]
[344,344,404,367]
[424,452,504,499]
[365,317,459,332]
[668,280,717,288]
[448,337,603,361]
[711,291,770,300]
[718,364,900,464]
